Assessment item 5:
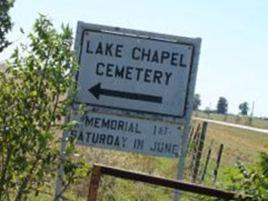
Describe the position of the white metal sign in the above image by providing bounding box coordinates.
[70,112,181,158]
[75,22,198,118]
[55,22,201,201]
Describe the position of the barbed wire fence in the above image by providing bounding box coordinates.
[184,121,226,187]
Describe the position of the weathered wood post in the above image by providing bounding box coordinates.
[88,165,102,201]
[213,144,224,184]
[201,140,214,182]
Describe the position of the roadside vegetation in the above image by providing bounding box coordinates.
[0,7,88,200]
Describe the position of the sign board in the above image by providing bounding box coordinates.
[55,22,201,200]
[70,112,181,158]
[74,22,200,118]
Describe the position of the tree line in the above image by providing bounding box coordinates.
[193,94,250,116]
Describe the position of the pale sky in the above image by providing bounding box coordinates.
[1,0,268,117]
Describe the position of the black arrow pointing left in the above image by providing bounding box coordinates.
[89,83,162,103]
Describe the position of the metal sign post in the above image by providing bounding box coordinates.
[54,132,68,201]
[173,36,201,200]
[174,123,191,201]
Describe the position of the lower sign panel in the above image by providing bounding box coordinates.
[69,112,182,158]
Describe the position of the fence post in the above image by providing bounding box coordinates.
[88,165,102,201]
[200,140,214,182]
[213,144,224,184]
[192,122,208,183]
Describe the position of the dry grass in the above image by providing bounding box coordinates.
[205,122,268,166]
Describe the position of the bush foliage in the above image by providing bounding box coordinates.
[0,15,88,201]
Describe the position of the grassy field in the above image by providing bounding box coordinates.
[31,118,268,200]
[59,119,268,201]
[190,120,268,189]
[194,110,268,129]
[204,121,268,165]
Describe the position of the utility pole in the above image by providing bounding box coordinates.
[249,101,255,125]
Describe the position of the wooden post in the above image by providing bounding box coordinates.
[192,122,208,183]
[201,148,211,182]
[200,140,214,182]
[88,165,102,201]
[213,144,224,184]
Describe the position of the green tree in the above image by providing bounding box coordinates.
[193,93,201,110]
[0,0,15,53]
[239,102,249,116]
[0,15,88,200]
[217,97,228,114]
